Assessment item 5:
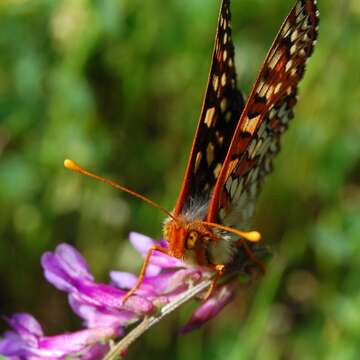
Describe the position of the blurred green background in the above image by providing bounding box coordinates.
[1,0,360,359]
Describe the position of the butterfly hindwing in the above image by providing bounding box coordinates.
[207,0,319,226]
[174,0,245,216]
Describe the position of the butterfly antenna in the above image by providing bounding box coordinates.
[200,221,261,242]
[64,159,177,221]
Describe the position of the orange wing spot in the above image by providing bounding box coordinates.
[206,142,215,165]
[275,56,287,71]
[220,98,227,113]
[204,107,216,128]
[213,163,222,178]
[269,117,280,130]
[215,130,224,145]
[235,136,252,154]
[226,159,239,178]
[194,151,202,173]
[225,111,232,122]
[243,115,261,134]
[221,73,227,87]
[235,159,255,178]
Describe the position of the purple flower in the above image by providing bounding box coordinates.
[0,232,255,359]
[0,313,111,359]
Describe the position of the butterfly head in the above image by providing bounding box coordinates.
[163,217,213,262]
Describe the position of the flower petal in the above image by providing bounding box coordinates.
[142,269,202,295]
[38,328,116,354]
[7,313,43,338]
[54,244,93,281]
[129,232,155,256]
[0,331,25,356]
[41,252,76,292]
[69,293,134,330]
[110,271,138,290]
[81,343,109,360]
[74,282,153,314]
[180,283,236,333]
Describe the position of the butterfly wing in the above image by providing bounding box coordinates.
[174,0,245,216]
[207,0,319,227]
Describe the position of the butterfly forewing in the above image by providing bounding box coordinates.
[174,0,245,216]
[207,0,319,226]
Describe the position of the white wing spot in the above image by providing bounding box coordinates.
[270,140,279,152]
[296,12,306,24]
[280,114,290,124]
[301,20,310,31]
[225,178,232,193]
[295,2,302,16]
[291,29,299,43]
[274,82,282,94]
[285,59,293,72]
[282,21,291,37]
[223,32,228,45]
[233,178,244,202]
[303,32,310,42]
[258,80,269,98]
[250,138,264,159]
[248,139,256,155]
[230,178,238,199]
[223,50,228,61]
[219,207,226,220]
[257,122,267,138]
[269,50,282,69]
[249,183,257,197]
[264,157,272,172]
[269,108,277,119]
[278,103,287,118]
[290,44,297,55]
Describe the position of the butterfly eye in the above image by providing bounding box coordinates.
[186,231,199,250]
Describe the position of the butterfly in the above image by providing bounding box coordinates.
[65,0,319,299]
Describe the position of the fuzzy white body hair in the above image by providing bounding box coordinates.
[182,197,209,222]
[207,231,238,265]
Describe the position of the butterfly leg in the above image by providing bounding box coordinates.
[238,238,266,274]
[123,244,168,302]
[203,264,225,300]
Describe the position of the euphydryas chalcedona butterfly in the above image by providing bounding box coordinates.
[65,0,319,299]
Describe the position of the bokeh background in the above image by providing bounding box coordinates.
[1,0,360,359]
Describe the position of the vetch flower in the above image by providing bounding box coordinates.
[0,313,112,359]
[0,232,267,359]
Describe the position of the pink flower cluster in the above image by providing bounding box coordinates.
[0,233,244,359]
